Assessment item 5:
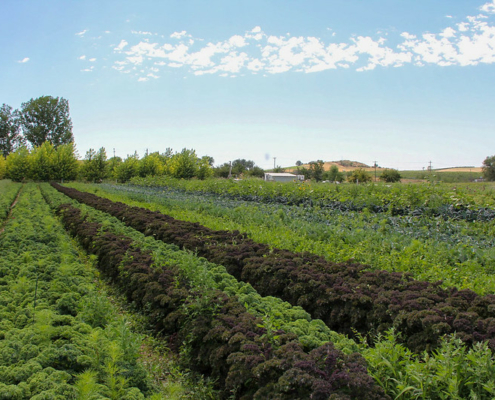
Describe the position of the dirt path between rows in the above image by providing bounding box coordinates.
[0,184,23,236]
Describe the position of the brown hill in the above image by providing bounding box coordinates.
[286,160,384,173]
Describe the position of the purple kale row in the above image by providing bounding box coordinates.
[56,202,386,400]
[51,183,495,354]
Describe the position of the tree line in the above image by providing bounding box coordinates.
[0,95,266,182]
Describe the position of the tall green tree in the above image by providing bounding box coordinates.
[82,147,107,182]
[0,104,24,157]
[482,155,495,181]
[20,96,73,148]
[308,160,324,182]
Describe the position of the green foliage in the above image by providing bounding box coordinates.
[308,160,324,181]
[4,142,79,182]
[0,103,24,157]
[107,156,122,180]
[138,152,162,178]
[347,168,372,183]
[213,163,231,178]
[0,180,22,220]
[323,165,344,182]
[482,155,495,181]
[196,156,213,180]
[0,156,6,179]
[52,142,79,182]
[29,141,56,181]
[115,153,139,183]
[167,148,197,179]
[5,146,30,182]
[82,147,108,183]
[379,168,402,183]
[20,96,73,148]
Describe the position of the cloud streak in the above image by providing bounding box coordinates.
[94,3,495,80]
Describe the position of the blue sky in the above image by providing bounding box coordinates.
[1,0,495,170]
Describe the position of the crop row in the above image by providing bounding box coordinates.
[48,193,385,399]
[0,179,22,221]
[88,182,495,294]
[51,182,495,356]
[0,184,153,399]
[129,176,495,221]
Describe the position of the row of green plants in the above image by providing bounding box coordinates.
[50,182,495,399]
[129,176,495,220]
[0,179,22,221]
[70,183,495,295]
[400,170,482,183]
[0,184,162,399]
[41,184,384,399]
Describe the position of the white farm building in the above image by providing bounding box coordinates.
[264,173,304,182]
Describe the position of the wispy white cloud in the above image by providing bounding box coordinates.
[132,30,154,35]
[76,29,87,37]
[95,3,495,81]
[480,0,495,13]
[114,40,129,51]
[170,31,190,39]
[18,57,30,63]
[79,55,86,60]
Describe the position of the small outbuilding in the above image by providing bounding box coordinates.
[264,173,303,182]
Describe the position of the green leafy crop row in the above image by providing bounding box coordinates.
[0,179,22,221]
[0,184,156,399]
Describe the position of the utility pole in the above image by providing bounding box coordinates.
[228,161,232,179]
[373,161,377,182]
[113,148,115,158]
[273,157,276,170]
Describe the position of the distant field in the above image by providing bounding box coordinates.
[435,167,482,173]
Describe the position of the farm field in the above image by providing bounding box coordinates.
[51,179,495,399]
[4,179,495,398]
